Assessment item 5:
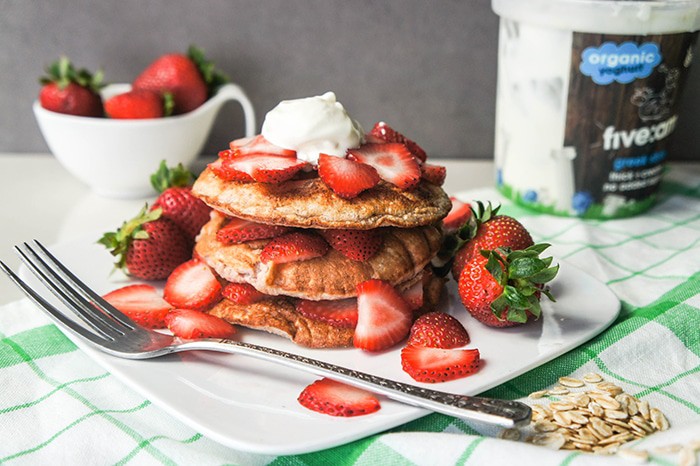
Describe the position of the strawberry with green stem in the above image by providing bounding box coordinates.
[458,243,559,327]
[39,56,105,117]
[133,45,228,114]
[104,89,174,119]
[151,161,211,242]
[98,205,191,280]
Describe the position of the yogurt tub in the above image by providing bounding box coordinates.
[492,0,700,218]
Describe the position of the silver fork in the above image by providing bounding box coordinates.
[1,240,531,428]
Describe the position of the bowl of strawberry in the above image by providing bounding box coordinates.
[33,48,255,199]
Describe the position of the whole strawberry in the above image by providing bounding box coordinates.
[450,202,534,279]
[39,56,104,117]
[457,244,558,327]
[133,45,228,114]
[104,89,174,119]
[98,205,191,280]
[150,161,211,242]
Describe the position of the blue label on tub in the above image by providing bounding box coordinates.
[579,42,662,85]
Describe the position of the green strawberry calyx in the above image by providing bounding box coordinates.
[150,160,195,193]
[482,243,559,323]
[39,56,105,93]
[97,205,162,271]
[187,45,229,97]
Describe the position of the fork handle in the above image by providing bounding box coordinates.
[179,339,531,428]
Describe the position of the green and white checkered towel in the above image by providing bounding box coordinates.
[1,165,698,466]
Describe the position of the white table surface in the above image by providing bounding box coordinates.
[0,154,494,305]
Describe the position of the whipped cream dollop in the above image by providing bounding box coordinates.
[261,92,364,164]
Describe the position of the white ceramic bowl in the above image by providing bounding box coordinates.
[34,83,256,199]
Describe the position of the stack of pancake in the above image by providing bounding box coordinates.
[191,141,451,349]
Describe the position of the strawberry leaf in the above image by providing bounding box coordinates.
[509,256,547,278]
[524,243,551,255]
[483,242,559,323]
[506,306,528,323]
[150,160,194,192]
[187,45,229,96]
[527,295,543,318]
[485,252,505,285]
[529,264,560,284]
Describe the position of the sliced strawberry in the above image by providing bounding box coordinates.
[163,259,223,310]
[317,153,380,199]
[221,282,265,304]
[165,308,236,339]
[102,284,172,329]
[218,149,235,159]
[348,143,421,191]
[407,312,470,349]
[421,163,446,186]
[296,298,358,328]
[297,377,380,417]
[443,197,472,234]
[209,158,254,183]
[216,217,289,244]
[319,228,383,261]
[259,231,329,264]
[222,154,308,184]
[369,121,427,162]
[400,280,424,311]
[229,134,296,157]
[353,279,412,352]
[401,345,480,383]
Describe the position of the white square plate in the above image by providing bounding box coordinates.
[21,230,619,455]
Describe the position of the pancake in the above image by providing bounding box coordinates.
[192,167,452,230]
[207,270,447,348]
[195,211,443,300]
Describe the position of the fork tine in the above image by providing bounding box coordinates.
[0,261,112,346]
[31,240,137,330]
[15,243,120,340]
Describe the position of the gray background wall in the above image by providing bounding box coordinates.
[1,0,698,160]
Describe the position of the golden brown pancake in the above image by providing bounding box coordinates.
[192,167,452,230]
[207,271,446,348]
[195,211,442,300]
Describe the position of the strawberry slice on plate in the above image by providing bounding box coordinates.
[165,308,236,339]
[369,121,427,162]
[163,259,223,310]
[407,312,470,349]
[102,284,172,329]
[221,154,308,184]
[297,377,380,417]
[319,228,383,262]
[353,279,412,352]
[216,217,289,244]
[296,298,358,328]
[442,197,472,234]
[260,231,329,264]
[401,345,480,383]
[348,143,421,191]
[221,282,265,305]
[317,153,380,199]
[229,134,296,157]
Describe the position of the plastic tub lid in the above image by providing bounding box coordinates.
[492,0,700,34]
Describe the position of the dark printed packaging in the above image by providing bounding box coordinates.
[492,0,699,218]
